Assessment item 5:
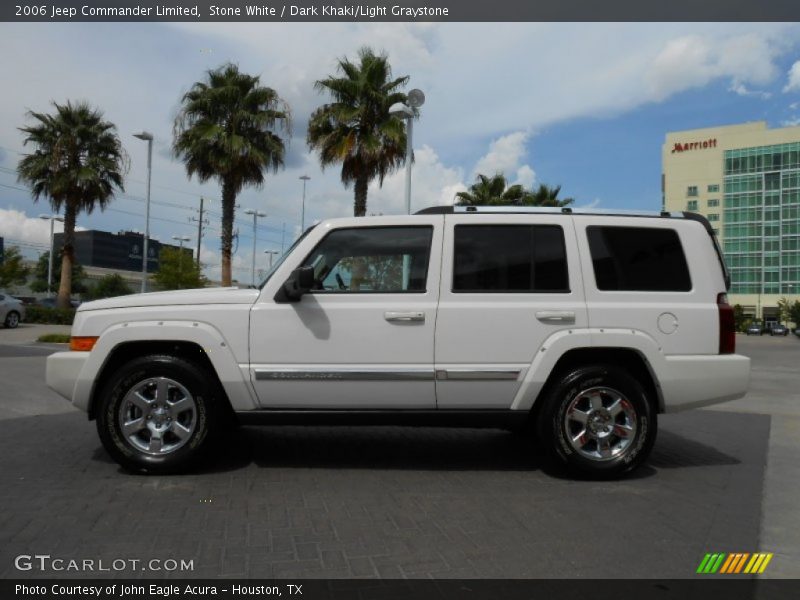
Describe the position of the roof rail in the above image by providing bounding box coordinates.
[415,205,685,218]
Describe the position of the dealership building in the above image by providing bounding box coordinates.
[52,229,193,287]
[663,121,800,324]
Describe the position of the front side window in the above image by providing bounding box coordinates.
[587,226,692,292]
[453,225,569,293]
[301,226,433,293]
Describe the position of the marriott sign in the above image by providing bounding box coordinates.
[671,138,718,153]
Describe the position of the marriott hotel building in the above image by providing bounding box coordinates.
[663,121,800,323]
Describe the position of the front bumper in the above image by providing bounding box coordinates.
[46,351,89,407]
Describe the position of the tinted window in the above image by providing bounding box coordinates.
[453,225,569,293]
[302,226,432,293]
[587,226,691,291]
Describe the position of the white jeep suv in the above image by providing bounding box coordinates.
[46,206,750,477]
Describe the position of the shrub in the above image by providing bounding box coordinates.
[37,333,71,343]
[24,306,76,325]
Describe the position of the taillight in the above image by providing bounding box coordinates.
[717,293,735,354]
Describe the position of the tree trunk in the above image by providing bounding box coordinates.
[353,175,368,217]
[56,201,77,309]
[220,178,236,287]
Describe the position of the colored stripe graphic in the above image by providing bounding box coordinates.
[700,553,774,574]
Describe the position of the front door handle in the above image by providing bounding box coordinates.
[536,310,576,324]
[384,311,425,322]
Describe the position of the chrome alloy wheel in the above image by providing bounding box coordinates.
[563,386,637,461]
[118,377,197,456]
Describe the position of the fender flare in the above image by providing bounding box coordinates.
[74,320,257,413]
[511,327,666,411]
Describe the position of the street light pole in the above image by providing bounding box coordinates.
[172,235,191,276]
[389,89,425,289]
[264,250,279,269]
[39,214,64,296]
[389,89,425,215]
[134,131,153,293]
[244,209,267,286]
[299,175,310,233]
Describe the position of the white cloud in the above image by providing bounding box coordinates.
[729,82,771,99]
[0,207,66,247]
[473,131,530,177]
[781,116,800,127]
[515,165,537,189]
[647,32,780,101]
[366,144,466,212]
[784,60,800,93]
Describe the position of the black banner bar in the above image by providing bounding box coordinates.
[2,0,800,23]
[4,580,800,600]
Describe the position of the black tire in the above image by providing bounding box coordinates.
[536,364,657,479]
[96,355,222,473]
[4,311,20,328]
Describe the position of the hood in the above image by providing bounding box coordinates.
[78,287,260,312]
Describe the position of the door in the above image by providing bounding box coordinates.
[249,218,443,409]
[434,214,588,408]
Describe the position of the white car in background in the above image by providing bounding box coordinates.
[0,293,25,328]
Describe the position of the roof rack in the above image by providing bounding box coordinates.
[415,205,686,218]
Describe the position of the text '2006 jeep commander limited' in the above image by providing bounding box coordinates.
[46,206,750,478]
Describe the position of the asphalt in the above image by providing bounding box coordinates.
[0,328,797,579]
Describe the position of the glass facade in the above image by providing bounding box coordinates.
[723,142,800,294]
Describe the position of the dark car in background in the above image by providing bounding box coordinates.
[746,323,764,336]
[770,324,789,336]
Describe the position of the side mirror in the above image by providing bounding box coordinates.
[275,266,315,303]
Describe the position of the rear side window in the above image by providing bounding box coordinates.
[453,225,569,293]
[587,226,691,291]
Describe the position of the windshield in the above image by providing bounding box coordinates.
[257,225,317,289]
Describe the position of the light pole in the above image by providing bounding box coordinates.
[299,175,310,233]
[39,214,64,295]
[244,209,267,286]
[133,131,153,293]
[389,88,425,215]
[389,89,425,290]
[172,235,191,275]
[264,250,279,269]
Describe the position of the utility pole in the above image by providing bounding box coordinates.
[191,196,206,268]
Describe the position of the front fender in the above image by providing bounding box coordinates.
[74,320,257,413]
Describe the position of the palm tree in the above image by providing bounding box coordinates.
[528,183,574,207]
[455,174,574,208]
[174,63,290,287]
[455,173,532,206]
[18,101,126,308]
[308,47,410,217]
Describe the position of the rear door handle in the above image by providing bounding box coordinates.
[536,310,576,324]
[384,311,425,322]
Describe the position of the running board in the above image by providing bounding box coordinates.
[234,409,529,429]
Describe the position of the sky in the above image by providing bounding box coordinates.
[2,21,800,281]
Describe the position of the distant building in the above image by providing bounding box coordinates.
[53,230,192,276]
[663,121,800,324]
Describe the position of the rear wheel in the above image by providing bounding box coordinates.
[4,311,20,328]
[96,355,221,473]
[536,364,656,478]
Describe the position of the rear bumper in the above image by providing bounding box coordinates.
[46,351,89,408]
[660,354,750,412]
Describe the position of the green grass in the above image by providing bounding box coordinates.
[37,333,71,344]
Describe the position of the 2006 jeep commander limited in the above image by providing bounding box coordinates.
[46,206,750,477]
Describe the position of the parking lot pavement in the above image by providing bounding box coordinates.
[0,335,796,579]
[0,323,71,344]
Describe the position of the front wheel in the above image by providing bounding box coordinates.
[4,311,20,328]
[536,365,657,478]
[96,355,221,473]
